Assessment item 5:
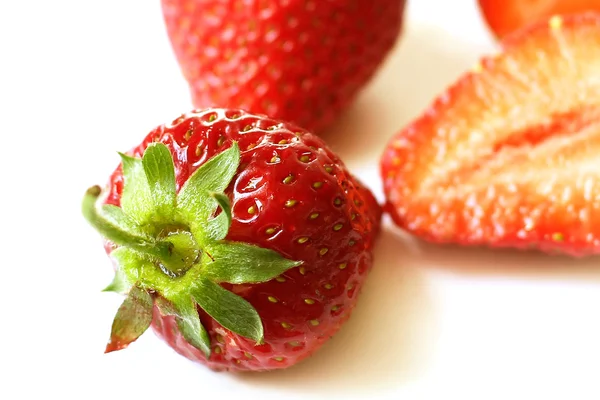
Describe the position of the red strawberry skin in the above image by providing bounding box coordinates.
[104,108,381,371]
[160,0,405,133]
[381,13,600,257]
[479,0,600,38]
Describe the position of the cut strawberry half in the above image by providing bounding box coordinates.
[381,13,600,257]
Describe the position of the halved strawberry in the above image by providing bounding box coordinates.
[380,13,600,257]
[479,0,600,38]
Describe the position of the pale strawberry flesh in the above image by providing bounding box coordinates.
[381,14,600,256]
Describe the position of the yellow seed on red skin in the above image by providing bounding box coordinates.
[268,296,278,303]
[312,182,323,189]
[299,266,306,275]
[549,15,563,30]
[248,206,256,214]
[338,263,347,270]
[324,283,333,289]
[272,357,284,362]
[214,347,222,354]
[285,199,298,208]
[309,213,319,220]
[304,299,315,305]
[195,144,202,157]
[275,276,286,283]
[180,17,191,31]
[300,155,310,163]
[281,322,291,329]
[283,175,294,184]
[217,136,225,147]
[297,237,309,244]
[309,320,319,326]
[208,113,217,122]
[265,227,277,235]
[333,223,343,231]
[184,129,192,141]
[287,341,301,347]
[319,248,328,256]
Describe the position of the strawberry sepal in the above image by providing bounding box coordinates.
[83,142,301,357]
[105,284,153,354]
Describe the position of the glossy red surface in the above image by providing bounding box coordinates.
[161,0,406,133]
[104,108,381,370]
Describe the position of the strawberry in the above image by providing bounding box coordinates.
[478,0,600,38]
[380,13,600,257]
[83,108,381,371]
[160,0,405,133]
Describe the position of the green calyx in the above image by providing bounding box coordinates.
[82,142,302,357]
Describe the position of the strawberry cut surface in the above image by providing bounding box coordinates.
[380,13,600,257]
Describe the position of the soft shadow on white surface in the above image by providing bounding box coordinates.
[391,224,600,282]
[321,21,495,166]
[235,228,439,394]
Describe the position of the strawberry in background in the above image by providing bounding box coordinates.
[161,0,405,134]
[381,13,600,257]
[479,0,600,38]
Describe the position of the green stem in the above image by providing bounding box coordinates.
[82,186,174,263]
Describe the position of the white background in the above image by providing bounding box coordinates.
[2,1,600,399]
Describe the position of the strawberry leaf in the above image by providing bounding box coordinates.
[102,267,131,294]
[101,204,142,234]
[105,284,153,353]
[204,242,302,284]
[82,187,172,261]
[155,296,178,316]
[177,142,240,224]
[175,296,211,358]
[205,192,232,241]
[119,152,154,225]
[192,277,263,343]
[142,143,176,218]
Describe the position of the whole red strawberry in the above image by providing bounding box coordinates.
[160,0,406,133]
[381,13,600,257]
[478,0,600,38]
[83,108,381,371]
